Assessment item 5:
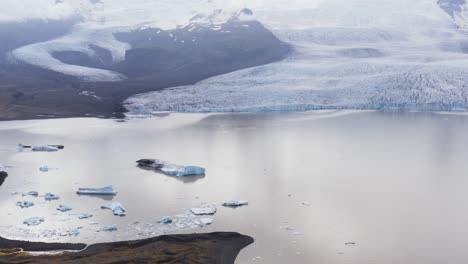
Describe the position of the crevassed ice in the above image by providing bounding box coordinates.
[125,0,468,113]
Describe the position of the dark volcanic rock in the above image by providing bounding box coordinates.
[0,171,7,187]
[0,232,253,264]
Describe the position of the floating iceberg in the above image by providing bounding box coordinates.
[44,192,60,201]
[22,191,39,197]
[16,201,34,208]
[78,213,93,219]
[76,186,117,195]
[158,216,173,224]
[100,225,117,232]
[23,217,44,226]
[101,202,126,216]
[18,144,64,152]
[39,166,49,172]
[137,159,205,177]
[196,218,214,226]
[190,206,217,215]
[57,204,73,212]
[222,201,249,207]
[66,229,80,236]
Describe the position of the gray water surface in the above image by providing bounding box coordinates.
[1,111,468,264]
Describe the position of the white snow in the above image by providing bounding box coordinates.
[7,0,251,81]
[125,0,468,113]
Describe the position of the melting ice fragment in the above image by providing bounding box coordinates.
[76,186,117,195]
[158,216,173,224]
[16,201,34,208]
[23,217,44,226]
[190,206,217,215]
[57,204,72,212]
[137,159,205,177]
[78,213,93,219]
[100,225,117,232]
[101,202,126,216]
[196,218,214,226]
[66,229,80,236]
[19,191,38,197]
[44,192,60,201]
[222,201,249,207]
[39,166,49,172]
[18,144,64,152]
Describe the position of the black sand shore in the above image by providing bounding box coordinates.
[0,232,253,264]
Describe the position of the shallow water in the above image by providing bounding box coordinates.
[1,111,468,263]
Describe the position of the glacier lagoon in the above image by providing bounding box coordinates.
[1,111,468,263]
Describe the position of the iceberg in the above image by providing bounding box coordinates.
[66,229,80,236]
[23,217,44,226]
[39,166,49,172]
[76,186,117,195]
[196,218,214,226]
[222,201,249,207]
[101,202,126,216]
[0,171,7,187]
[18,144,64,152]
[44,192,60,201]
[158,216,173,224]
[16,201,34,208]
[190,206,217,215]
[100,224,117,232]
[78,213,93,219]
[57,204,73,212]
[137,159,205,177]
[23,191,39,197]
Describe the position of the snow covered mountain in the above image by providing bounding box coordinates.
[125,0,468,113]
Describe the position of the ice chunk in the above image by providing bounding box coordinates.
[101,202,126,216]
[66,229,80,236]
[16,201,34,208]
[44,192,60,201]
[196,218,214,226]
[222,201,249,207]
[19,144,64,152]
[39,166,49,172]
[76,186,117,195]
[158,216,173,224]
[18,191,39,197]
[23,217,44,226]
[137,159,205,177]
[78,213,93,219]
[57,204,72,212]
[302,202,311,206]
[100,225,117,232]
[190,206,217,215]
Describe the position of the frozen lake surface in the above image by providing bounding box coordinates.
[1,110,468,263]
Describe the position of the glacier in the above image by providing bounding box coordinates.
[125,0,468,113]
[6,0,251,82]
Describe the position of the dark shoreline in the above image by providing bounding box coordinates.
[0,232,253,264]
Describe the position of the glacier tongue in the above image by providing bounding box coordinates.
[125,0,468,113]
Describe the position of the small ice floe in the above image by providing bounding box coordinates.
[23,217,44,226]
[99,225,117,232]
[16,201,34,208]
[190,206,217,215]
[0,164,12,170]
[101,202,126,216]
[195,218,213,226]
[78,213,93,219]
[39,166,49,172]
[15,191,39,197]
[137,159,205,177]
[302,202,311,206]
[76,186,117,195]
[18,144,64,152]
[66,229,80,236]
[222,201,249,208]
[44,192,60,201]
[158,216,173,224]
[345,242,357,246]
[57,204,72,212]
